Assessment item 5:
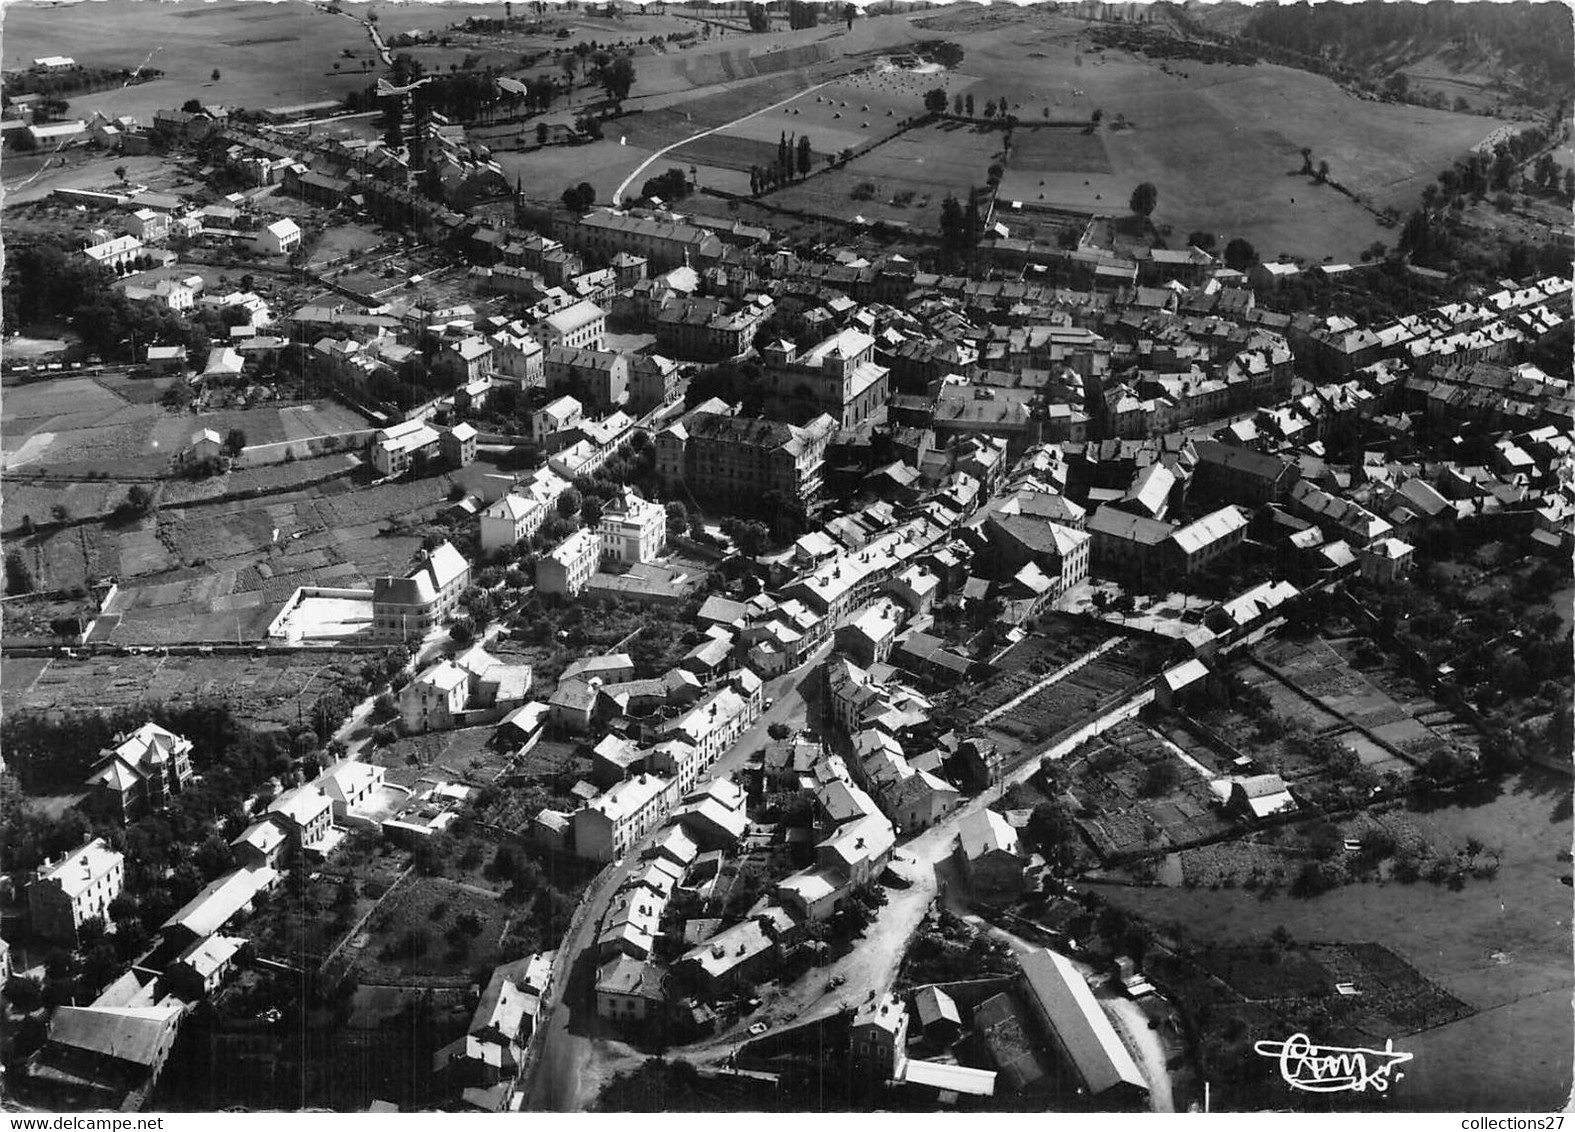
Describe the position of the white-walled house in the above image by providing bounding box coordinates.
[253,218,301,256]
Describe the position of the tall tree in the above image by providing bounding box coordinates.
[1223,236,1258,271]
[796,134,812,178]
[939,194,964,253]
[1129,181,1158,218]
[924,87,948,116]
[599,55,636,106]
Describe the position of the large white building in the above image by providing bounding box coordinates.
[536,298,606,351]
[598,487,666,564]
[83,234,143,270]
[571,773,678,862]
[371,541,471,640]
[28,838,125,944]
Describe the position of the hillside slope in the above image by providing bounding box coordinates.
[1176,0,1571,101]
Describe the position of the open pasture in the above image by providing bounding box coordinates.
[3,0,376,125]
[715,71,952,151]
[1,377,132,440]
[491,138,658,206]
[615,70,827,151]
[890,7,1521,258]
[766,119,1002,231]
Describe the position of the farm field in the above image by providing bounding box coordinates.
[813,4,1515,259]
[2,0,378,125]
[491,138,661,209]
[767,120,1002,232]
[1090,767,1575,1111]
[14,460,460,598]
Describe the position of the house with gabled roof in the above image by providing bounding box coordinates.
[84,721,193,823]
[954,808,1033,899]
[20,1002,185,1111]
[372,541,471,640]
[1167,505,1248,576]
[432,951,555,1108]
[160,863,280,946]
[1017,948,1148,1105]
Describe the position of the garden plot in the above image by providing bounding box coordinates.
[277,402,372,440]
[376,727,519,786]
[21,524,133,593]
[1258,637,1476,766]
[1065,717,1234,859]
[948,620,1114,723]
[1235,662,1342,732]
[352,875,513,984]
[3,651,364,728]
[161,507,280,566]
[157,453,360,508]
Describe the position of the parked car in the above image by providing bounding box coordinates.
[748,1022,768,1036]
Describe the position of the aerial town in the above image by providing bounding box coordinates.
[1,0,1571,1117]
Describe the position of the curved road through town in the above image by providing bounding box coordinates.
[524,640,834,1111]
[666,684,1178,1110]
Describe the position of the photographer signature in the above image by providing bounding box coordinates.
[1253,1033,1413,1093]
